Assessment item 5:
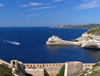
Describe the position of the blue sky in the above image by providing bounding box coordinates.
[0,0,100,27]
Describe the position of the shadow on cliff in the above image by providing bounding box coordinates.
[24,73,33,76]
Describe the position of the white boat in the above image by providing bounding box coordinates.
[9,41,20,45]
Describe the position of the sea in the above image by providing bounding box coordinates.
[0,27,100,63]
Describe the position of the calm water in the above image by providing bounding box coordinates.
[0,27,100,63]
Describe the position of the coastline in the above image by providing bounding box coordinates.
[46,28,100,49]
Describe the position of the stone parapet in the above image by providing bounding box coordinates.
[23,63,65,69]
[0,59,11,68]
[0,59,98,76]
[82,63,95,70]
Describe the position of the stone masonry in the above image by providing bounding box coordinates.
[0,59,97,76]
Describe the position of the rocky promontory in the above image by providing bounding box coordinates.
[46,27,100,49]
[51,24,100,29]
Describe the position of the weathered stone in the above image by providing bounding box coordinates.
[64,61,83,76]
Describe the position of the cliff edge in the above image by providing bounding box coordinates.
[46,27,100,49]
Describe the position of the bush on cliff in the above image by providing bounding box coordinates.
[93,63,100,68]
[0,63,14,76]
[87,70,100,76]
[56,65,65,76]
[87,27,100,35]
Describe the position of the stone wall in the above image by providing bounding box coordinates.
[44,67,61,76]
[0,59,98,76]
[10,60,97,76]
[64,61,83,76]
[23,63,64,69]
[25,69,44,76]
[0,59,11,68]
[23,63,64,76]
[82,63,95,70]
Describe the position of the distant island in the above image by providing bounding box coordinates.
[50,24,100,29]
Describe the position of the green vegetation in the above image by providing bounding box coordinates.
[87,71,100,76]
[73,72,80,76]
[74,68,89,76]
[93,63,100,68]
[87,27,100,35]
[73,63,100,76]
[0,63,14,76]
[73,24,100,29]
[3,72,11,76]
[56,65,65,76]
[12,65,15,68]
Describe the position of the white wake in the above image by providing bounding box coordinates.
[4,40,21,45]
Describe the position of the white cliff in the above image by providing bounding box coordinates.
[76,32,100,49]
[46,31,100,49]
[46,35,77,45]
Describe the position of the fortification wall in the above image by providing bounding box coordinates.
[0,59,11,68]
[0,59,98,76]
[10,60,97,76]
[82,63,95,70]
[64,61,83,76]
[23,63,64,76]
[44,67,61,76]
[23,63,64,69]
[25,69,44,76]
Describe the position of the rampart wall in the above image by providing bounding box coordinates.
[23,62,95,70]
[25,69,44,76]
[23,63,64,76]
[82,63,95,70]
[23,62,95,76]
[23,63,64,68]
[10,60,98,76]
[0,59,98,76]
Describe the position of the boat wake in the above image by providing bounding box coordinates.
[4,40,21,45]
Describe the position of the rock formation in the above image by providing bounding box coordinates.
[46,28,100,49]
[46,34,77,46]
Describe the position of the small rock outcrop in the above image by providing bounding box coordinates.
[46,34,77,46]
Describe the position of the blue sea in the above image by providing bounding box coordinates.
[0,27,100,63]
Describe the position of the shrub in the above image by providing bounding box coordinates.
[0,64,14,76]
[12,65,15,68]
[3,72,11,76]
[80,73,85,76]
[73,72,80,76]
[91,71,98,75]
[79,68,89,76]
[87,27,100,35]
[87,70,100,76]
[14,70,17,74]
[93,63,100,68]
[56,65,65,76]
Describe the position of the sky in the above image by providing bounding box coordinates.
[0,0,100,27]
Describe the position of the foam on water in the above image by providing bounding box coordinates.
[3,40,21,45]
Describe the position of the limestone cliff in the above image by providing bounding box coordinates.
[76,28,100,49]
[46,27,100,49]
[46,35,77,46]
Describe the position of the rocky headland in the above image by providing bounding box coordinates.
[50,24,100,29]
[46,27,100,49]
